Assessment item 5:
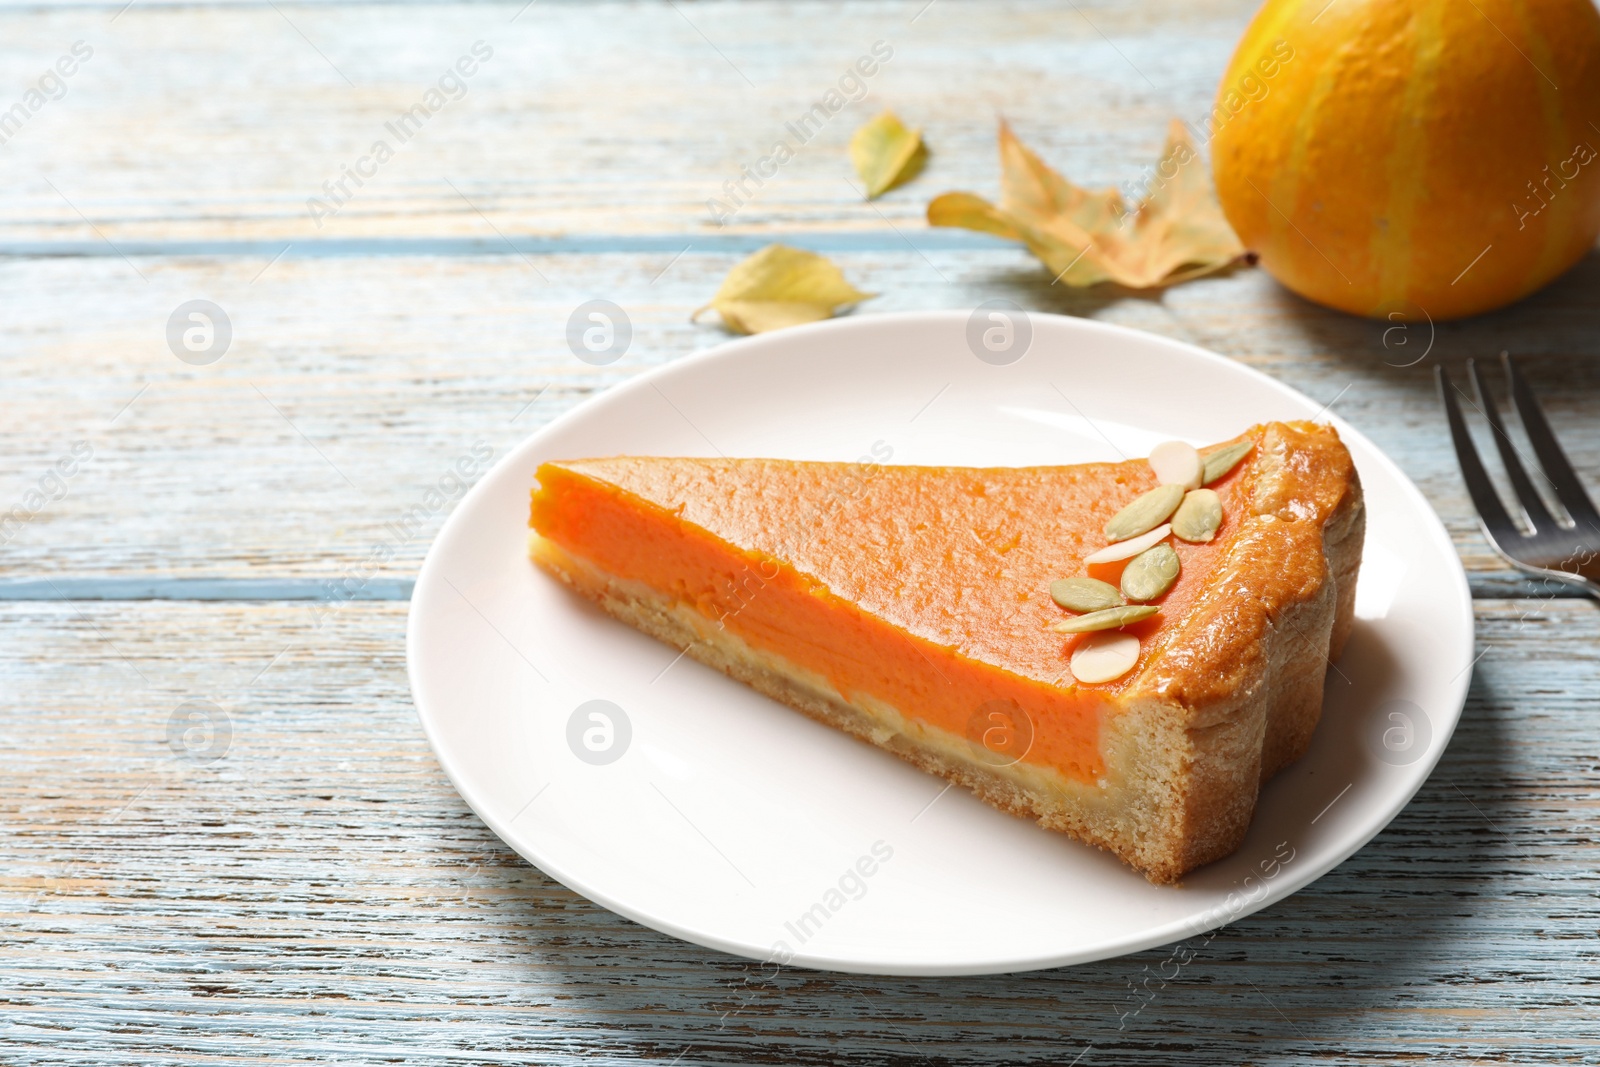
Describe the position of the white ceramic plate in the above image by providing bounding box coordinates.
[407,310,1473,976]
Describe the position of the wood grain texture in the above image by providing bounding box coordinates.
[5,0,1600,1061]
[3,251,1599,595]
[2,598,1599,1065]
[0,0,1257,243]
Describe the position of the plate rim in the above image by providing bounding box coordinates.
[406,308,1475,976]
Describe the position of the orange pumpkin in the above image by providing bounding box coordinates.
[1210,0,1600,321]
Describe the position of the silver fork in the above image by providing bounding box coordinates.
[1437,353,1600,599]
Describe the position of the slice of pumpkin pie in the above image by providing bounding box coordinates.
[527,421,1363,883]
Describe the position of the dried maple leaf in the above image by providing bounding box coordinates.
[927,119,1245,288]
[694,244,875,335]
[850,110,928,199]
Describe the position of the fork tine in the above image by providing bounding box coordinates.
[1437,365,1520,542]
[1502,352,1600,529]
[1466,357,1558,534]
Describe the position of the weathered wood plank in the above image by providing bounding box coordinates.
[4,251,1599,594]
[3,2,1597,1064]
[2,598,1597,1064]
[0,0,1260,243]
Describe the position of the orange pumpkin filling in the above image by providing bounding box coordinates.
[529,449,1257,785]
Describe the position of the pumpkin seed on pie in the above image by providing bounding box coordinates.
[1172,488,1223,543]
[1049,576,1124,613]
[1121,543,1181,602]
[1049,604,1160,633]
[1202,440,1253,485]
[1104,484,1185,542]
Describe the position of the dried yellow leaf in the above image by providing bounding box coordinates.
[694,244,875,335]
[850,110,927,199]
[927,119,1246,289]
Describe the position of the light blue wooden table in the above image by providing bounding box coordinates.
[3,1,1599,1062]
